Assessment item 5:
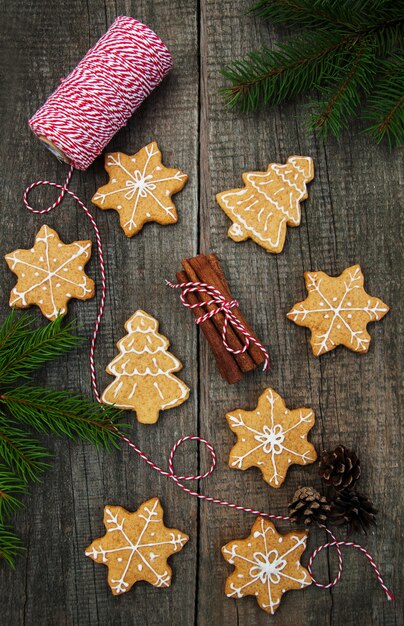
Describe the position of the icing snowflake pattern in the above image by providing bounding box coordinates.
[85,498,189,595]
[92,142,188,237]
[287,264,389,356]
[216,156,314,253]
[226,388,317,488]
[5,224,94,320]
[222,517,311,614]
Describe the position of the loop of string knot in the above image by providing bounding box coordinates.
[166,279,269,369]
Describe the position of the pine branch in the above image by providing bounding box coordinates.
[251,0,360,31]
[310,39,377,136]
[0,412,50,483]
[0,313,83,384]
[221,31,357,111]
[0,386,123,449]
[222,0,404,144]
[365,53,404,147]
[0,465,26,522]
[0,524,24,568]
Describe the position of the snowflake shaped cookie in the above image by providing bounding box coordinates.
[92,142,188,237]
[287,264,389,356]
[216,156,314,253]
[222,517,311,614]
[85,497,189,595]
[5,224,94,320]
[226,388,317,488]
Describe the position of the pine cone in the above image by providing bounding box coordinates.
[319,445,361,490]
[330,490,377,534]
[288,486,331,527]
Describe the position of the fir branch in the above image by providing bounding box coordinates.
[222,31,357,111]
[251,0,360,31]
[310,39,377,136]
[365,53,404,147]
[0,412,50,483]
[222,0,404,144]
[0,524,24,568]
[0,313,83,384]
[0,312,126,567]
[0,465,26,521]
[0,386,123,449]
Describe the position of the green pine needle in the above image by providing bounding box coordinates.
[365,53,404,147]
[0,412,50,483]
[222,0,404,145]
[0,465,26,522]
[0,386,123,449]
[310,38,377,136]
[0,312,83,384]
[221,30,355,112]
[0,524,24,568]
[251,0,360,31]
[0,311,125,567]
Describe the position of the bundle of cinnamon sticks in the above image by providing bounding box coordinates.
[176,254,267,384]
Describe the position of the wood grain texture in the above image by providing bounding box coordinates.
[0,0,402,624]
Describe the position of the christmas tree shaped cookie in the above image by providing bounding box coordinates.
[85,497,189,595]
[216,156,314,253]
[102,310,190,424]
[222,517,311,614]
[5,224,94,320]
[226,388,317,488]
[92,142,188,237]
[287,265,390,355]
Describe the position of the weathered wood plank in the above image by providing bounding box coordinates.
[198,1,402,625]
[0,0,199,624]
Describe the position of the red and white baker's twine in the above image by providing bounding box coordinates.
[166,279,270,370]
[29,17,172,170]
[23,14,393,603]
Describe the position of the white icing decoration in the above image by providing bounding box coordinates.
[5,225,92,319]
[102,310,189,422]
[227,389,315,486]
[223,519,310,614]
[93,144,187,233]
[218,156,313,251]
[288,266,389,354]
[85,499,187,594]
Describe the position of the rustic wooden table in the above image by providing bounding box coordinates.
[0,1,402,625]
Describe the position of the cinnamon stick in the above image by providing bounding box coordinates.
[207,254,266,366]
[176,270,243,384]
[181,258,256,373]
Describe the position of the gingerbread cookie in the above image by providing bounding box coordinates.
[287,264,390,356]
[5,224,94,320]
[85,497,189,595]
[102,310,190,424]
[222,517,311,614]
[92,141,188,237]
[216,156,314,253]
[226,387,316,488]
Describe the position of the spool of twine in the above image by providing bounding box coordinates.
[29,16,172,170]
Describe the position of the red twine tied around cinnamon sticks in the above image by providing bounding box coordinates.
[166,279,270,371]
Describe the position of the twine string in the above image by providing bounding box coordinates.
[309,526,394,601]
[22,170,393,603]
[23,166,105,402]
[166,279,270,371]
